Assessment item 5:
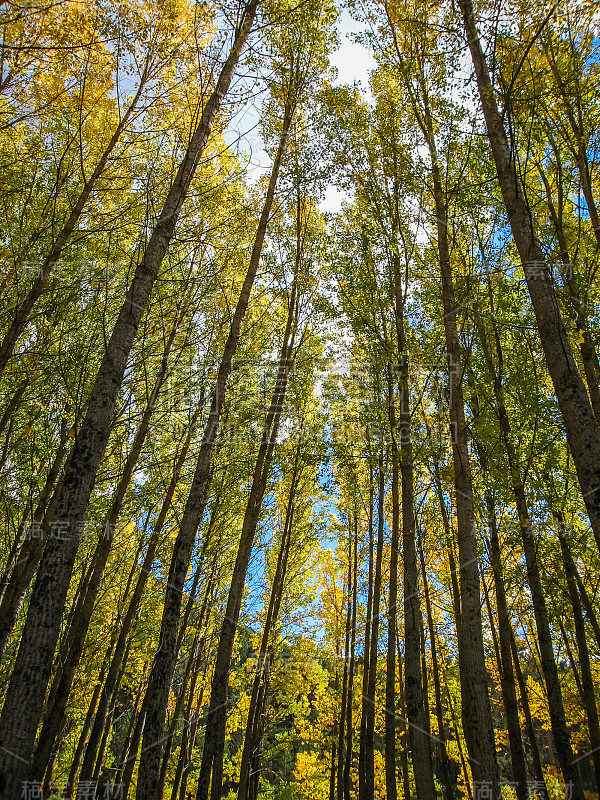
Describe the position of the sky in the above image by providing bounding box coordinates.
[223,6,375,213]
[321,8,375,212]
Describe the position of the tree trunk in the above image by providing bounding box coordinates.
[393,286,436,800]
[473,304,585,800]
[343,514,357,800]
[418,532,455,800]
[139,98,293,800]
[385,444,399,800]
[365,451,385,800]
[238,441,301,800]
[459,0,600,561]
[0,9,259,792]
[555,515,600,792]
[483,487,528,800]
[77,409,203,782]
[359,467,374,800]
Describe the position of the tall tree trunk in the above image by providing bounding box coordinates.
[385,444,399,800]
[139,99,293,800]
[482,486,529,800]
[238,441,301,800]
[380,13,496,781]
[459,0,600,562]
[428,134,498,792]
[473,306,586,800]
[194,240,299,800]
[365,451,385,800]
[77,410,204,782]
[359,467,375,800]
[418,532,455,800]
[508,628,547,789]
[393,284,436,800]
[554,514,600,792]
[343,513,357,800]
[337,535,352,800]
[0,9,260,792]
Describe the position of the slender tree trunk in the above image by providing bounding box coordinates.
[554,515,600,792]
[536,158,600,422]
[543,42,600,250]
[359,469,374,800]
[238,444,301,800]
[459,0,600,561]
[343,514,357,800]
[481,488,528,800]
[194,243,299,800]
[365,451,385,800]
[337,537,351,800]
[393,290,436,800]
[418,532,454,800]
[508,627,547,788]
[473,307,585,800]
[0,10,260,792]
[432,160,498,792]
[385,445,399,800]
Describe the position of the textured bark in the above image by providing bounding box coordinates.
[77,409,202,782]
[459,0,600,556]
[32,322,184,779]
[393,284,436,800]
[474,305,585,800]
[555,516,600,792]
[140,98,292,800]
[0,7,258,792]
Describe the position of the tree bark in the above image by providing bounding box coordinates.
[0,8,259,793]
[459,0,600,560]
[139,97,292,800]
